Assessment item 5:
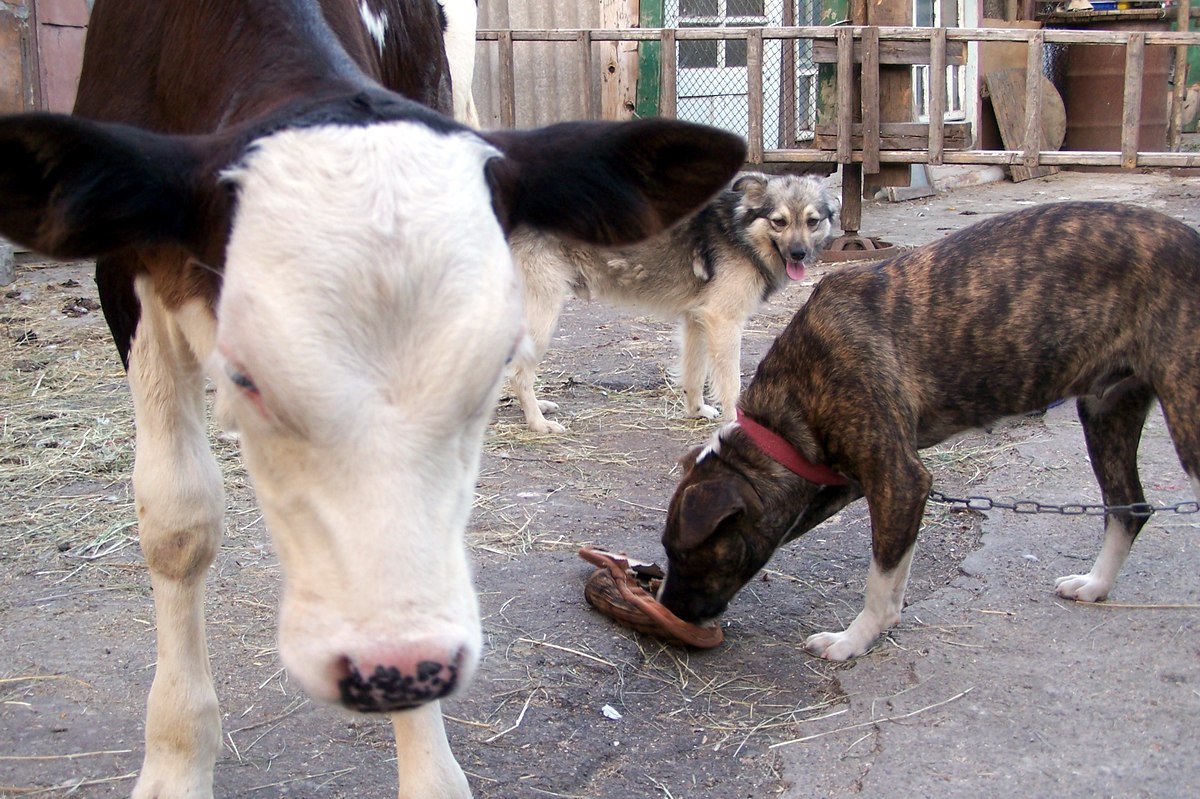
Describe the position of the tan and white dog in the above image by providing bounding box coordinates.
[508,173,838,433]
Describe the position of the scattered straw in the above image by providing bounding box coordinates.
[10,771,138,796]
[769,687,974,748]
[247,767,356,792]
[485,689,539,743]
[1077,602,1200,610]
[0,749,131,762]
[514,638,617,670]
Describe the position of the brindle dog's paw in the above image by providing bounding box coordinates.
[1054,573,1112,603]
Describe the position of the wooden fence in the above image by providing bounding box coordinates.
[477,21,1200,172]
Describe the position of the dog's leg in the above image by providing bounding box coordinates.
[127,280,224,799]
[511,359,565,433]
[1159,382,1200,515]
[805,546,917,661]
[680,313,720,419]
[805,454,930,661]
[510,249,569,433]
[703,313,744,422]
[1056,386,1156,602]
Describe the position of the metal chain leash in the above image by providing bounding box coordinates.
[926,490,1200,519]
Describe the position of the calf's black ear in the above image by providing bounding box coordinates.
[0,113,209,259]
[482,118,746,246]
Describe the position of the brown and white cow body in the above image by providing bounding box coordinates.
[0,1,745,796]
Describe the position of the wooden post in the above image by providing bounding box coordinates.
[635,0,664,118]
[747,28,764,164]
[600,0,639,120]
[1169,0,1191,149]
[864,0,913,196]
[1122,32,1146,169]
[841,0,868,236]
[861,26,881,176]
[779,0,797,147]
[1021,30,1044,169]
[836,27,855,166]
[577,30,595,119]
[497,29,515,129]
[928,26,946,165]
[660,27,677,118]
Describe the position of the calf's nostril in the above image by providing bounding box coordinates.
[337,648,465,713]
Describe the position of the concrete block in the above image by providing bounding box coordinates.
[0,240,14,286]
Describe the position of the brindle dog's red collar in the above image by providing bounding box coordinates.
[735,409,849,486]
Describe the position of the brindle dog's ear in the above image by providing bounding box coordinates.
[674,479,748,551]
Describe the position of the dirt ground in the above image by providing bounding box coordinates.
[3,168,1199,798]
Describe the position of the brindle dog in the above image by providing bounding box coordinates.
[658,202,1200,661]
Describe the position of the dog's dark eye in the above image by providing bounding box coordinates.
[770,216,787,229]
[227,365,259,395]
[806,216,821,228]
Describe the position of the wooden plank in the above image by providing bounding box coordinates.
[1021,31,1044,169]
[634,0,662,118]
[927,27,946,165]
[36,0,88,26]
[812,39,966,66]
[758,149,1200,168]
[861,26,880,175]
[836,27,854,165]
[747,29,764,164]
[498,29,515,129]
[866,0,913,194]
[35,7,86,112]
[0,11,26,115]
[814,121,971,150]
[1168,0,1190,148]
[577,30,594,120]
[779,0,797,147]
[984,67,1065,182]
[599,0,638,120]
[659,27,676,119]
[841,164,863,234]
[1121,32,1145,169]
[473,27,1192,47]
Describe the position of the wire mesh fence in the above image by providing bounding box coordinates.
[666,0,824,146]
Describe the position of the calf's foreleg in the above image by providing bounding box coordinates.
[392,702,472,798]
[127,279,224,799]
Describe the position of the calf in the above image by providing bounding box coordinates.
[0,1,745,796]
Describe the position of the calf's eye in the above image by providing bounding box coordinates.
[227,367,258,393]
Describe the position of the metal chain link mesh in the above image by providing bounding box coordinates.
[666,0,820,147]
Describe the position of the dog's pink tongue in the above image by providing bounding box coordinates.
[786,260,806,281]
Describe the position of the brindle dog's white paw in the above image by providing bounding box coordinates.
[804,630,871,661]
[1055,573,1111,602]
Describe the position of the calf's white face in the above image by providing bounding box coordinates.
[214,123,521,710]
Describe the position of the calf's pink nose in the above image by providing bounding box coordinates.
[335,641,466,712]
